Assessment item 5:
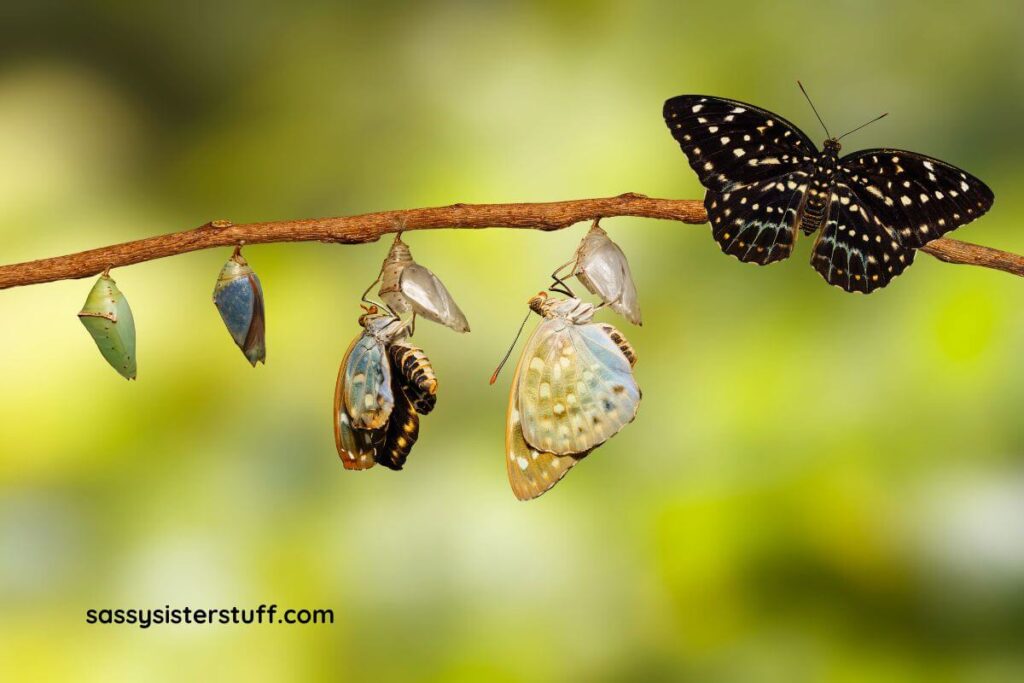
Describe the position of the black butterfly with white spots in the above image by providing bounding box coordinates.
[663,93,994,293]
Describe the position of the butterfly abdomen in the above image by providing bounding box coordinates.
[389,342,438,415]
[799,149,841,235]
[378,391,420,470]
[800,193,829,235]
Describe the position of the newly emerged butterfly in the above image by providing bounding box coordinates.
[334,306,437,471]
[663,89,994,293]
[504,292,641,501]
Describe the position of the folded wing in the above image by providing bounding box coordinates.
[517,319,640,456]
[342,333,394,430]
[506,352,585,500]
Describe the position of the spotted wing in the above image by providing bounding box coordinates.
[506,350,587,501]
[517,318,640,456]
[663,95,817,192]
[706,170,811,265]
[335,411,385,470]
[811,182,915,293]
[342,331,394,430]
[597,323,637,368]
[334,338,385,470]
[839,149,994,248]
[388,342,438,415]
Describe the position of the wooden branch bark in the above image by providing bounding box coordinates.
[0,192,1019,290]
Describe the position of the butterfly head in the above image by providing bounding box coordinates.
[356,305,380,327]
[528,291,549,316]
[823,138,842,155]
[528,291,596,324]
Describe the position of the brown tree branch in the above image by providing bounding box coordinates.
[0,192,1019,290]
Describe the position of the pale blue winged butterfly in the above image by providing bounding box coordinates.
[504,292,641,500]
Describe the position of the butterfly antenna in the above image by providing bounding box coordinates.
[489,309,532,385]
[837,112,889,141]
[797,80,830,138]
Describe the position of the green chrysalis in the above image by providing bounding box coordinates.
[78,273,137,380]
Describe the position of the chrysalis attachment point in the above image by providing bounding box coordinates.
[213,248,266,366]
[570,221,642,326]
[377,233,470,333]
[78,273,137,380]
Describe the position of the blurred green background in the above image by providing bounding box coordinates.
[2,1,1023,681]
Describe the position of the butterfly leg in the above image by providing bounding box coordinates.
[360,273,389,310]
[549,258,577,298]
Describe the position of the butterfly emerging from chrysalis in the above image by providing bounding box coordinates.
[334,306,438,470]
[334,232,469,470]
[493,223,643,500]
[663,84,994,293]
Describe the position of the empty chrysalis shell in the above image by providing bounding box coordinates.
[213,249,266,366]
[78,273,137,380]
[572,222,642,326]
[378,234,470,333]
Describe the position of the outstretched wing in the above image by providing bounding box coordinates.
[810,181,915,293]
[839,148,994,248]
[342,332,394,430]
[663,94,817,192]
[517,319,640,456]
[705,171,810,265]
[506,351,586,501]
